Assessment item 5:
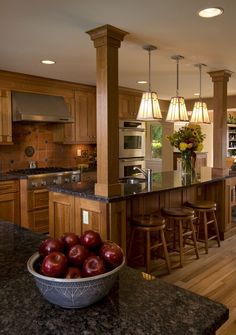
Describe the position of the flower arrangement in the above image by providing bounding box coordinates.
[167,124,205,153]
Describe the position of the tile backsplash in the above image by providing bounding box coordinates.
[0,123,96,172]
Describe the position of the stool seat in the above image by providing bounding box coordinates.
[184,200,220,253]
[161,207,194,217]
[161,207,199,267]
[186,200,216,210]
[132,213,165,227]
[128,214,171,274]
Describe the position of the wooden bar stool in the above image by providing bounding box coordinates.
[185,200,221,254]
[128,213,171,274]
[161,207,199,267]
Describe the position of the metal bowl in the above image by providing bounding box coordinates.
[27,252,125,309]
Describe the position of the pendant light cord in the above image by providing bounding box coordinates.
[148,49,151,92]
[199,64,202,100]
[176,58,179,96]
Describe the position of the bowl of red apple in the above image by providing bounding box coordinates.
[27,230,125,309]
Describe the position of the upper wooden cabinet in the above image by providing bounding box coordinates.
[61,89,96,144]
[119,89,142,120]
[0,90,13,145]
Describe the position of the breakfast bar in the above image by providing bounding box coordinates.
[0,220,229,334]
[48,169,235,253]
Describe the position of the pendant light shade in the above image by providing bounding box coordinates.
[190,64,210,123]
[166,55,188,122]
[137,45,162,120]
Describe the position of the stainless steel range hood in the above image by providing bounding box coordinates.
[12,91,73,123]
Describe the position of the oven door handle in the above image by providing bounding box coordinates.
[119,128,145,132]
[119,158,145,162]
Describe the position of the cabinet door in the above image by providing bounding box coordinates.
[119,92,141,120]
[0,180,20,224]
[49,192,75,238]
[75,90,96,143]
[0,90,12,144]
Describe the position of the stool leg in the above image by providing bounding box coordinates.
[146,231,151,274]
[179,221,184,267]
[189,220,199,259]
[212,210,221,247]
[160,229,171,273]
[203,211,209,254]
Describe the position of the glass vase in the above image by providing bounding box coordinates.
[181,150,195,184]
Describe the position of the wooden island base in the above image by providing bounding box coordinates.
[49,172,236,256]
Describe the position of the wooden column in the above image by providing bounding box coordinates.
[208,70,233,177]
[87,25,128,197]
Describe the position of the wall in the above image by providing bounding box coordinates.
[0,123,96,172]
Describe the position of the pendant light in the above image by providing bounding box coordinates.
[166,55,188,122]
[190,64,210,123]
[136,45,162,120]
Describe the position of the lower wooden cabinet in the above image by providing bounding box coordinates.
[0,180,20,224]
[49,192,126,251]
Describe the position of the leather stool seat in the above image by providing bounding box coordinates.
[185,200,220,253]
[161,207,199,267]
[128,213,171,274]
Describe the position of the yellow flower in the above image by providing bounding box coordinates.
[197,143,203,151]
[179,142,188,151]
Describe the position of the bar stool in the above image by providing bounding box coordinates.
[161,207,199,267]
[185,200,221,254]
[128,213,171,274]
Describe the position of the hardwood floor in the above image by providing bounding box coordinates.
[156,236,236,335]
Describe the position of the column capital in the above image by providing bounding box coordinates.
[87,24,128,48]
[208,70,233,82]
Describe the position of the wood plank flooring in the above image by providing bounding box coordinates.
[157,237,236,335]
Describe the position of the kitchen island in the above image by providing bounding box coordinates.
[49,169,234,251]
[0,220,229,335]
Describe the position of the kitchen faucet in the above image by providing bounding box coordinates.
[133,167,152,185]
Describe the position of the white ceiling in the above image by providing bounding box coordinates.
[0,0,235,100]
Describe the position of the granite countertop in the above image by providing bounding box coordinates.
[48,170,225,203]
[0,220,228,335]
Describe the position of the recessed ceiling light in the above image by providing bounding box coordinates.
[41,59,56,65]
[194,93,200,96]
[198,7,224,18]
[137,80,148,84]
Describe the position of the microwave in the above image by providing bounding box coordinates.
[119,120,145,158]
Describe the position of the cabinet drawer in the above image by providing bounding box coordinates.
[28,189,49,210]
[0,180,19,194]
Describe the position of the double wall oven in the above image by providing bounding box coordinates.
[10,167,81,233]
[119,120,146,178]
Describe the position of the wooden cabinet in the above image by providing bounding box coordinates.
[59,89,96,144]
[49,192,75,238]
[224,176,236,238]
[28,189,49,233]
[49,192,126,251]
[119,89,142,120]
[0,180,20,224]
[0,90,12,144]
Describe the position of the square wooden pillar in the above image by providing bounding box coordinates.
[208,70,233,177]
[87,24,128,197]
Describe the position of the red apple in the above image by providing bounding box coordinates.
[64,267,82,279]
[41,251,68,278]
[80,230,102,250]
[99,241,124,269]
[38,238,64,257]
[67,244,89,266]
[82,255,105,277]
[61,232,80,249]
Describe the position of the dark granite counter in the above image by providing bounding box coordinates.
[0,220,228,335]
[0,173,24,181]
[49,170,225,203]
